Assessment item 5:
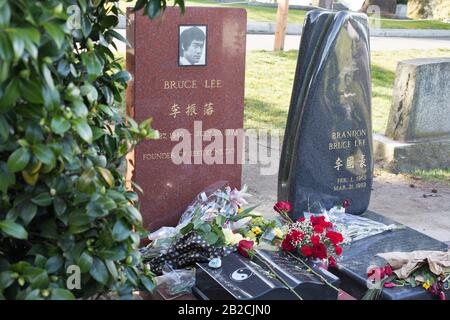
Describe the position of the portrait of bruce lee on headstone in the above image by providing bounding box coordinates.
[179,25,207,66]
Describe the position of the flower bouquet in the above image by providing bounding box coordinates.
[274,201,344,268]
[141,182,279,275]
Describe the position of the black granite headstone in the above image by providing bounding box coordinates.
[330,211,449,300]
[278,10,373,218]
[193,250,340,300]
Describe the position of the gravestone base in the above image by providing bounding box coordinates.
[373,133,450,172]
[329,211,450,300]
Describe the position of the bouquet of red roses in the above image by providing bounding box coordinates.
[274,201,344,267]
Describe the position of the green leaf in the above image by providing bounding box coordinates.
[112,219,130,241]
[0,78,20,113]
[0,219,28,239]
[0,2,11,28]
[111,71,131,83]
[7,147,31,172]
[6,29,24,60]
[76,168,96,193]
[50,116,70,135]
[43,22,65,49]
[203,232,219,245]
[50,288,75,300]
[78,251,93,273]
[19,78,44,104]
[74,120,93,144]
[145,0,162,19]
[31,192,52,207]
[0,115,10,140]
[180,222,193,235]
[97,167,113,187]
[107,29,130,47]
[45,255,63,273]
[19,202,37,225]
[0,162,15,193]
[140,275,155,292]
[25,289,43,300]
[53,197,67,217]
[89,257,109,285]
[81,52,103,81]
[23,267,49,289]
[125,205,142,224]
[32,144,55,166]
[105,260,118,279]
[0,271,14,289]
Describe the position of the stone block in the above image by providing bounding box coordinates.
[385,58,450,142]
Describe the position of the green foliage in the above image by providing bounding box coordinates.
[0,0,184,299]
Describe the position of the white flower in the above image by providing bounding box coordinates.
[230,217,252,231]
[200,208,218,222]
[228,184,251,212]
[223,228,244,245]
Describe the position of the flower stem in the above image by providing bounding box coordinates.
[287,252,340,292]
[253,253,303,300]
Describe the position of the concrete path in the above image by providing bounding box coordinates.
[246,34,450,51]
[114,29,450,53]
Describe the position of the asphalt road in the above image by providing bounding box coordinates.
[246,34,450,51]
[115,29,450,52]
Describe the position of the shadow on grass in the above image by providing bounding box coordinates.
[244,97,288,130]
[372,64,396,91]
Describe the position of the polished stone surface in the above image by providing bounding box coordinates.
[330,211,449,300]
[127,8,246,231]
[278,10,373,218]
[194,249,340,300]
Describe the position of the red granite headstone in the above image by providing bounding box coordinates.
[126,7,246,231]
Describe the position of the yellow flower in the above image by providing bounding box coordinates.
[251,226,262,236]
[422,282,430,290]
[273,227,283,239]
[237,207,243,214]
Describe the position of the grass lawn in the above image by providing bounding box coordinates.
[244,48,450,133]
[407,169,450,186]
[120,0,450,30]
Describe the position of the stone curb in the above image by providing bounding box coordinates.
[117,15,450,38]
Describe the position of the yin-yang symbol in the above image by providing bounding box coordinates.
[230,268,253,282]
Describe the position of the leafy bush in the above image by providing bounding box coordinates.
[0,0,183,300]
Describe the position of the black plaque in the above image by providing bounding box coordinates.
[193,250,340,300]
[278,10,373,218]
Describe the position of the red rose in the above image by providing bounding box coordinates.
[384,282,394,288]
[325,230,343,245]
[273,201,292,214]
[384,264,393,276]
[320,220,333,229]
[310,215,325,226]
[237,240,254,258]
[334,245,343,256]
[342,199,351,209]
[300,246,313,257]
[312,243,327,260]
[313,225,324,234]
[281,236,296,252]
[328,256,337,268]
[380,267,385,279]
[297,217,306,223]
[310,235,321,246]
[290,230,304,242]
